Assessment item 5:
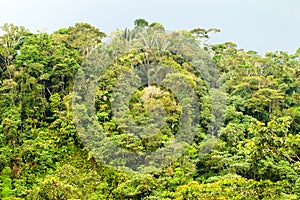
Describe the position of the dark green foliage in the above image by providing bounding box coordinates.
[0,20,299,199]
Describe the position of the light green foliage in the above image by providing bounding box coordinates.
[1,166,12,198]
[0,19,299,199]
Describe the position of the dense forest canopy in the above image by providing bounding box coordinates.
[0,19,299,199]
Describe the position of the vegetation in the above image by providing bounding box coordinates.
[0,19,299,199]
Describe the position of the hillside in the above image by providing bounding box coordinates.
[0,20,299,199]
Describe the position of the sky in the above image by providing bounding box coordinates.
[1,0,300,54]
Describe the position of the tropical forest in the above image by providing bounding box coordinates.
[0,19,299,199]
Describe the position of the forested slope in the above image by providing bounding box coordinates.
[0,19,299,199]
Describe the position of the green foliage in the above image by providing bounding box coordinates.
[0,20,299,199]
[1,166,13,198]
[134,18,149,28]
[174,174,295,199]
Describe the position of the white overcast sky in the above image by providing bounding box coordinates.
[1,0,300,54]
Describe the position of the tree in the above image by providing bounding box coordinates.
[0,23,28,67]
[66,22,106,57]
[134,18,149,28]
